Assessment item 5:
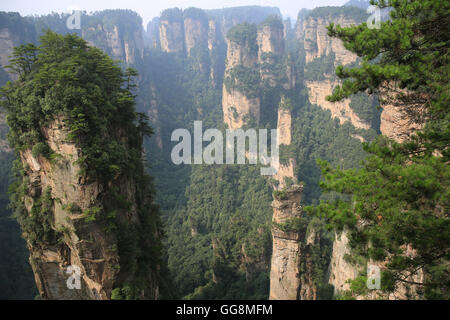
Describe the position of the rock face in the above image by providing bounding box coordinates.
[0,29,15,71]
[269,186,303,300]
[222,87,261,130]
[146,18,161,50]
[222,20,287,129]
[159,19,185,53]
[298,15,358,66]
[298,10,373,130]
[257,25,284,59]
[380,103,422,143]
[258,23,285,86]
[184,17,208,56]
[83,23,144,65]
[277,107,292,146]
[274,102,296,190]
[222,32,260,129]
[19,118,160,300]
[328,231,361,294]
[305,80,371,130]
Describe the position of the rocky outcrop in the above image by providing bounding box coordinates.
[222,87,260,130]
[83,23,144,65]
[208,19,218,51]
[277,107,292,146]
[298,9,375,131]
[19,118,160,300]
[159,19,185,53]
[222,28,260,129]
[257,25,284,59]
[258,23,285,86]
[269,185,303,300]
[298,15,358,66]
[305,80,371,130]
[269,185,321,300]
[274,101,296,190]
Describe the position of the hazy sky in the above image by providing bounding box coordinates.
[0,0,348,25]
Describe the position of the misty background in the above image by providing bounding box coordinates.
[0,0,352,26]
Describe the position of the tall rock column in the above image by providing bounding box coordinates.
[257,21,285,86]
[222,24,260,129]
[269,186,304,300]
[184,16,208,56]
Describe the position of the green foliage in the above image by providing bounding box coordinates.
[348,92,381,129]
[226,23,258,50]
[160,8,184,22]
[273,190,288,200]
[224,65,260,98]
[82,206,102,223]
[304,52,337,81]
[111,284,140,300]
[275,217,309,234]
[1,31,150,182]
[183,7,208,26]
[31,142,50,159]
[165,165,273,299]
[259,15,284,30]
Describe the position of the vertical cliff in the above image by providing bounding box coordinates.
[298,10,360,65]
[81,10,144,65]
[328,231,361,294]
[183,9,209,57]
[269,186,304,300]
[258,17,285,87]
[299,8,375,131]
[4,31,163,300]
[269,185,321,300]
[159,9,185,54]
[274,98,296,190]
[222,23,260,129]
[145,17,161,50]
